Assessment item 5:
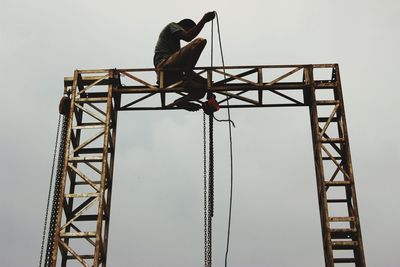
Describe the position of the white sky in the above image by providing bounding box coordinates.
[1,0,399,266]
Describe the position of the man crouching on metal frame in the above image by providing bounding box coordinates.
[153,11,215,111]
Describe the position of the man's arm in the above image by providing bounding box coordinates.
[176,12,215,42]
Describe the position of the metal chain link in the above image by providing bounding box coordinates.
[203,112,216,267]
[39,114,62,267]
[203,113,210,267]
[209,114,214,219]
[207,114,214,267]
[44,114,69,266]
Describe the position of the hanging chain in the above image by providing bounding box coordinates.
[204,16,216,267]
[44,113,69,266]
[208,114,214,219]
[203,112,209,267]
[208,113,215,267]
[203,113,210,267]
[204,111,216,267]
[39,114,62,267]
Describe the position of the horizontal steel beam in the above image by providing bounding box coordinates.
[62,64,339,111]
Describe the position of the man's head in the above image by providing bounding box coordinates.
[178,19,196,31]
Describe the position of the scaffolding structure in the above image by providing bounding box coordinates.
[48,64,366,266]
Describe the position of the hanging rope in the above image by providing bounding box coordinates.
[203,12,235,267]
[213,11,235,267]
[210,12,235,267]
[212,114,235,128]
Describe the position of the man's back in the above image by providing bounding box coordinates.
[153,22,183,67]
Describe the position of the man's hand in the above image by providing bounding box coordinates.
[179,12,216,42]
[203,11,215,22]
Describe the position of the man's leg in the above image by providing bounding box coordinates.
[161,38,208,111]
[156,59,183,86]
[162,38,207,71]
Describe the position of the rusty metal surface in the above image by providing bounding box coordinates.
[306,65,365,266]
[52,70,118,266]
[53,64,365,266]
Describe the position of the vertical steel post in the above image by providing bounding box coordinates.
[333,65,366,266]
[306,65,334,266]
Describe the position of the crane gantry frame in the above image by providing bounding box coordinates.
[45,64,366,266]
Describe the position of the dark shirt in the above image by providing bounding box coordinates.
[153,22,184,67]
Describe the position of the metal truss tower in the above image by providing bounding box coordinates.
[48,64,366,266]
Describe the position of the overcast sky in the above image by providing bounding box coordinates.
[1,0,399,266]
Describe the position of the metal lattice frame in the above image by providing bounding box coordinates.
[51,64,365,266]
[52,70,119,266]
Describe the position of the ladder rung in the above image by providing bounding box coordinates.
[327,199,348,203]
[325,181,351,186]
[75,181,101,185]
[330,228,357,238]
[322,156,342,160]
[69,156,103,162]
[75,97,108,103]
[329,216,355,222]
[78,148,109,154]
[315,81,337,88]
[73,123,105,130]
[60,232,96,238]
[332,241,359,250]
[316,100,340,105]
[67,255,95,260]
[321,137,345,143]
[318,117,339,122]
[74,215,100,221]
[64,192,99,198]
[64,75,111,87]
[333,257,356,263]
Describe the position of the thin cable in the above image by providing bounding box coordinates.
[39,114,62,267]
[214,12,235,267]
[211,18,214,76]
[212,114,236,128]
